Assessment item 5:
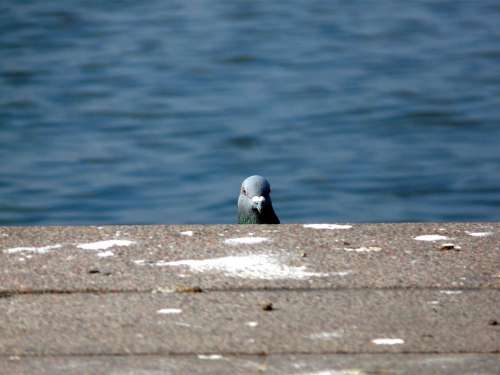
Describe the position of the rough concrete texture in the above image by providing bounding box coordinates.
[0,223,499,374]
[1,354,499,375]
[0,223,499,292]
[1,290,498,355]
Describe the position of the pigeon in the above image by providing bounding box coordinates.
[237,175,280,224]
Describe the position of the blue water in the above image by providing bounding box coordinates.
[1,1,500,225]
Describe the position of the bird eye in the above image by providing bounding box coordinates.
[242,188,246,195]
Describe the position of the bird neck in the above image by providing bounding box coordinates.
[238,210,260,224]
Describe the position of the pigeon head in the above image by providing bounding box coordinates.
[238,175,280,224]
[241,175,271,213]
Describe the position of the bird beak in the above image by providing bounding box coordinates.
[251,196,266,214]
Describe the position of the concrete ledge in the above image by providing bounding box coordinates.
[2,354,500,375]
[1,223,499,374]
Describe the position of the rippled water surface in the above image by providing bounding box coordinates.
[1,1,500,225]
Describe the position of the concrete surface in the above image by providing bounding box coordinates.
[1,223,499,374]
[2,354,500,375]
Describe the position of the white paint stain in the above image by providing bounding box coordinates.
[371,338,404,345]
[308,331,342,340]
[180,231,193,236]
[304,224,352,230]
[428,301,440,305]
[465,231,493,237]
[77,240,134,250]
[157,308,182,314]
[148,254,333,280]
[245,321,258,327]
[133,259,145,265]
[4,244,62,254]
[344,246,381,253]
[332,271,352,276]
[439,290,462,295]
[97,251,114,257]
[224,237,270,245]
[414,234,448,241]
[198,354,223,360]
[173,322,191,328]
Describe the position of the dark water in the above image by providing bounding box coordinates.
[1,1,500,225]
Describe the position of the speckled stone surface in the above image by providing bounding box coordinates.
[0,223,499,292]
[0,224,499,374]
[1,354,499,375]
[1,289,498,355]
